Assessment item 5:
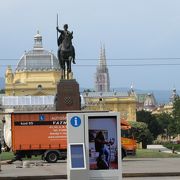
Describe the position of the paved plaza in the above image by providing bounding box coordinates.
[0,158,180,179]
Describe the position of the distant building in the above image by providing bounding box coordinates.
[152,88,178,115]
[2,95,55,111]
[143,93,157,112]
[136,94,147,111]
[5,31,62,96]
[169,88,178,105]
[136,92,157,112]
[82,91,136,122]
[94,45,110,92]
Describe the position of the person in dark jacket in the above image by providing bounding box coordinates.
[95,131,109,164]
[0,142,2,154]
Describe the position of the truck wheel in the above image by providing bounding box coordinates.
[45,151,58,163]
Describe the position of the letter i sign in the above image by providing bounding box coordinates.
[70,116,81,127]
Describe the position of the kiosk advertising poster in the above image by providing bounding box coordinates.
[88,116,118,170]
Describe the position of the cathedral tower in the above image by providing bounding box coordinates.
[95,45,110,92]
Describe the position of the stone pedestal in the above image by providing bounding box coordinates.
[56,79,81,111]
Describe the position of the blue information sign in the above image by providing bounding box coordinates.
[70,116,81,127]
[39,114,45,121]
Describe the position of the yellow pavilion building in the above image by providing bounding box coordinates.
[82,91,136,121]
[5,31,61,96]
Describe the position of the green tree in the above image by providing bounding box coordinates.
[136,110,163,140]
[156,112,173,138]
[172,96,180,136]
[128,121,153,149]
[0,89,5,93]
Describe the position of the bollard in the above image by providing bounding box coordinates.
[0,143,1,171]
[0,154,1,171]
[23,161,31,168]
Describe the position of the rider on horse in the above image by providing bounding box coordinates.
[56,24,75,64]
[56,24,71,46]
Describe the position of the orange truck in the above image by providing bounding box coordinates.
[10,111,67,163]
[9,111,136,162]
[121,120,136,159]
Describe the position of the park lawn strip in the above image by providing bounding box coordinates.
[163,143,180,151]
[1,148,180,161]
[0,152,41,161]
[0,152,14,161]
[127,149,180,158]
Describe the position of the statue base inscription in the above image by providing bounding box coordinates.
[56,79,81,111]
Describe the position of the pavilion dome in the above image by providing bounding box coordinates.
[144,93,157,111]
[16,31,60,72]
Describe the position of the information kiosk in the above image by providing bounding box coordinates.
[67,112,122,180]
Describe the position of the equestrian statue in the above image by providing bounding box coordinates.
[56,23,75,79]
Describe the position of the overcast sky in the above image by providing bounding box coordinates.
[1,0,180,90]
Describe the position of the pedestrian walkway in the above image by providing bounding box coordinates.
[147,144,180,154]
[1,158,180,179]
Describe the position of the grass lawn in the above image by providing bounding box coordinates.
[163,143,180,151]
[1,148,180,161]
[0,152,14,161]
[0,152,42,161]
[127,149,180,158]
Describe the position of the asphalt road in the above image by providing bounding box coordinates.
[0,158,180,179]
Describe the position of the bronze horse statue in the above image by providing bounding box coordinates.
[57,31,75,79]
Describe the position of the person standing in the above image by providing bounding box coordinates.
[95,131,110,168]
[0,142,2,154]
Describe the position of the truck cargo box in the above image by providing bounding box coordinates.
[11,112,67,151]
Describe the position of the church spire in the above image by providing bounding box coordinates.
[102,44,107,66]
[99,44,107,72]
[99,44,103,67]
[95,44,110,92]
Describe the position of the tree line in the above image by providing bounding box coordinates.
[129,96,180,148]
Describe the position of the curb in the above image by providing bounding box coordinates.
[123,172,180,177]
[1,172,180,179]
[0,175,67,179]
